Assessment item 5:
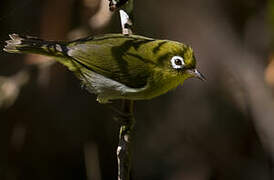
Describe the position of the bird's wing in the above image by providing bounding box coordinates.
[66,34,156,88]
[78,67,150,103]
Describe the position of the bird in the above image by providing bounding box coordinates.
[4,33,205,103]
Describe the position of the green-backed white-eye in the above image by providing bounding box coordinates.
[4,34,205,103]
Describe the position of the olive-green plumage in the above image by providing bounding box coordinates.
[4,33,204,103]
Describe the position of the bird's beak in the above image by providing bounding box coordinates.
[186,69,206,81]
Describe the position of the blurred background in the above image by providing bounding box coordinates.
[0,0,274,179]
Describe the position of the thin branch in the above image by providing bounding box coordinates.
[109,0,130,11]
[108,0,135,179]
[119,9,133,35]
[117,100,135,180]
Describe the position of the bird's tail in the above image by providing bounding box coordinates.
[3,34,66,58]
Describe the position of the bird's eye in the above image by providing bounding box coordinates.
[175,59,182,65]
[171,56,185,69]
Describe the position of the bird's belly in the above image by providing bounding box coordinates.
[123,78,182,100]
[80,69,182,103]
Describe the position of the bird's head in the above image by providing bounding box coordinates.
[159,41,205,82]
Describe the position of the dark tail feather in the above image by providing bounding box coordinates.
[3,34,66,57]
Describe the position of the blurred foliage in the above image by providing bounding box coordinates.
[0,0,274,180]
[269,0,274,36]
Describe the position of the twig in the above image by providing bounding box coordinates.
[108,0,135,179]
[117,100,135,180]
[109,0,130,11]
[119,9,133,35]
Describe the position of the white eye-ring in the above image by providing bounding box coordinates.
[171,56,185,69]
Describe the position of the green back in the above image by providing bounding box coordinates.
[66,34,191,88]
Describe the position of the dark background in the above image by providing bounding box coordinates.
[0,0,274,179]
